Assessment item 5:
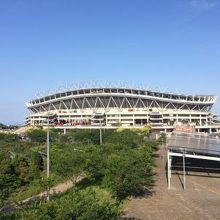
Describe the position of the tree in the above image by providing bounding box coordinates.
[25,129,47,143]
[0,153,21,206]
[0,123,7,129]
[158,133,166,144]
[73,129,101,145]
[19,188,119,220]
[103,148,154,200]
[84,145,107,182]
[11,155,32,184]
[52,144,86,185]
[29,152,43,180]
[0,172,20,206]
[104,129,143,148]
[0,133,19,142]
[39,177,55,202]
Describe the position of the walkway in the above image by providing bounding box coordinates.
[121,145,220,220]
[0,179,75,213]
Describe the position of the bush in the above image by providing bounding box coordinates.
[25,129,47,143]
[0,155,22,206]
[0,133,19,142]
[103,147,154,200]
[19,188,119,220]
[104,129,143,148]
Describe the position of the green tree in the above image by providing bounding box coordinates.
[158,133,166,144]
[11,155,32,184]
[103,147,154,200]
[25,129,47,143]
[104,129,143,148]
[29,152,43,180]
[39,177,55,202]
[0,133,19,142]
[84,145,107,182]
[73,129,101,145]
[0,122,7,129]
[52,144,86,185]
[20,188,119,220]
[0,153,21,206]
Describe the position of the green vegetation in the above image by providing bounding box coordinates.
[0,128,161,219]
[0,123,18,130]
[0,123,7,129]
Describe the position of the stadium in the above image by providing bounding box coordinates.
[26,86,220,133]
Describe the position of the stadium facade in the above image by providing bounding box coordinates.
[26,87,220,133]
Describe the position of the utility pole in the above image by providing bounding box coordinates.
[100,119,102,145]
[46,114,50,201]
[47,116,50,178]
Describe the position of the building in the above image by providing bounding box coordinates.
[26,87,220,133]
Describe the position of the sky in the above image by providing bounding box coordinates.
[0,0,220,125]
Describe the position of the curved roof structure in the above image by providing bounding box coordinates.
[27,87,216,113]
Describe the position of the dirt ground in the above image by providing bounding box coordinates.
[121,145,220,220]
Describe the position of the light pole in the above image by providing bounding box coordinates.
[47,115,50,179]
[99,119,102,145]
[46,113,50,201]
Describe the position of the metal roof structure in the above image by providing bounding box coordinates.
[30,82,216,100]
[168,133,220,156]
[167,133,220,190]
[27,87,216,109]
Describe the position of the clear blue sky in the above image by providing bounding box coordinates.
[0,0,220,125]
